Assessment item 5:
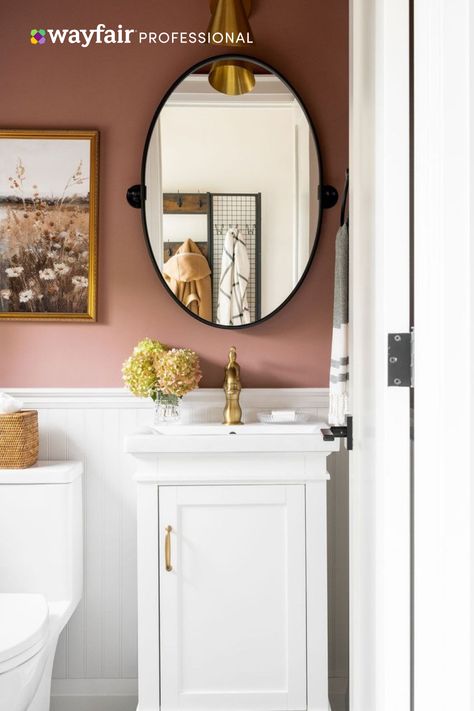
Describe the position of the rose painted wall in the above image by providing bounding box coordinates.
[1,0,348,387]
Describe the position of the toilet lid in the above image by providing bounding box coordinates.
[0,594,48,664]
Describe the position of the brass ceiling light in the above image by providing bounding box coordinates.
[208,59,256,96]
[207,0,253,46]
[207,0,256,96]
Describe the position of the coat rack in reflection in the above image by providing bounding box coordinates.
[163,192,209,214]
[214,223,256,236]
[209,192,261,322]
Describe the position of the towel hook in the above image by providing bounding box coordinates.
[340,169,349,227]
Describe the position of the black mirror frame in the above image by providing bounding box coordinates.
[136,53,337,330]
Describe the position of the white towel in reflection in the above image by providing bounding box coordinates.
[216,228,251,326]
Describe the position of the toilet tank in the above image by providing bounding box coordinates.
[0,462,83,607]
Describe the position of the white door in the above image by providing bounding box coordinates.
[350,0,411,709]
[159,484,307,711]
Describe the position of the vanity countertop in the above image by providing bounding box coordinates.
[124,422,339,455]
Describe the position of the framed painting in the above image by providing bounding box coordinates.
[0,130,99,320]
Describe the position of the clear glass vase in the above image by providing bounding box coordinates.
[154,392,181,424]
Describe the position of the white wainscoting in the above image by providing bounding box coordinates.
[3,388,348,711]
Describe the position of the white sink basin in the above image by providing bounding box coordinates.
[151,422,324,435]
[125,420,339,455]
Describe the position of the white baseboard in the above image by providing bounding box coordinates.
[50,678,348,711]
[51,680,138,711]
[51,697,137,711]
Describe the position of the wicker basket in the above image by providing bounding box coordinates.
[0,410,39,469]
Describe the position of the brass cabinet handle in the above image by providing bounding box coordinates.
[165,525,173,571]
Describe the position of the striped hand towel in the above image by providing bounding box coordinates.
[328,222,349,426]
[216,228,251,326]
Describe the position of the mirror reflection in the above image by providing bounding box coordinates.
[144,58,321,327]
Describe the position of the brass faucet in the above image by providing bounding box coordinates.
[223,346,243,425]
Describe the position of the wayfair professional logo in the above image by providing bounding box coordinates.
[29,24,136,48]
[30,29,46,45]
[28,24,253,47]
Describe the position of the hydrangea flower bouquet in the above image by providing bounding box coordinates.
[122,338,202,423]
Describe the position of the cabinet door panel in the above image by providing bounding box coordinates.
[159,484,307,711]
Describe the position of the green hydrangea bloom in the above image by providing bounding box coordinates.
[122,338,168,399]
[155,348,202,398]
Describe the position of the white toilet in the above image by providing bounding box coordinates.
[0,461,83,711]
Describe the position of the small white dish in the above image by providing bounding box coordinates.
[256,410,311,424]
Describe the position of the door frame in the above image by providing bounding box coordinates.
[413,2,473,710]
[350,1,473,710]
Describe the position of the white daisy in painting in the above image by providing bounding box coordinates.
[53,262,70,275]
[72,276,88,288]
[0,289,11,299]
[19,289,34,303]
[5,266,24,277]
[39,268,56,281]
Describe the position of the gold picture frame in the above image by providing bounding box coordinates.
[0,129,99,321]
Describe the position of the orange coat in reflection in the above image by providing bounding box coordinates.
[162,239,212,321]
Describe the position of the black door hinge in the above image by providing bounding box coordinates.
[388,331,414,387]
[321,415,353,450]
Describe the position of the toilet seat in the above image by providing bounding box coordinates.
[0,594,49,674]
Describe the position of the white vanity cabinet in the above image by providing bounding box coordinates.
[160,484,307,711]
[125,427,338,711]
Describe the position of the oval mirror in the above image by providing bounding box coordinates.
[142,55,323,328]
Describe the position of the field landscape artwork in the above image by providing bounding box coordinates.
[0,131,98,319]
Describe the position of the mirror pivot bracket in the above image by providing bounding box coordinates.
[127,184,144,208]
[320,184,339,209]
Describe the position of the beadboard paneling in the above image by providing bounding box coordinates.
[37,403,147,681]
[2,388,348,706]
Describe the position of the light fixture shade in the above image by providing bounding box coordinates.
[208,60,256,96]
[207,0,254,46]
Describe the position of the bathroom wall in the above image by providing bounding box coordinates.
[1,0,348,387]
[3,3,349,710]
